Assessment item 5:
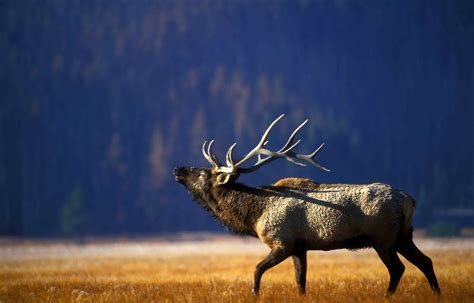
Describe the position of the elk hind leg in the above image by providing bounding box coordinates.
[396,237,441,295]
[375,246,405,297]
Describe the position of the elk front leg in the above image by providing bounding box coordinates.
[252,247,290,296]
[292,250,307,294]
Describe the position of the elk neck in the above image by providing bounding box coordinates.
[206,182,270,237]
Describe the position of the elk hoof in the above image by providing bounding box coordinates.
[251,288,259,297]
[384,291,394,298]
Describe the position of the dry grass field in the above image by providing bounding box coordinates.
[0,235,473,303]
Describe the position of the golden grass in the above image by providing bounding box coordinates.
[0,239,473,302]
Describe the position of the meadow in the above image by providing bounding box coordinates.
[0,235,473,302]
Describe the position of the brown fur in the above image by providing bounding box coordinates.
[174,167,440,297]
[273,178,320,189]
[210,183,267,237]
[272,178,361,191]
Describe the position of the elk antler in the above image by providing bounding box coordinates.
[201,114,330,175]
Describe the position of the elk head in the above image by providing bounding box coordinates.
[174,114,329,198]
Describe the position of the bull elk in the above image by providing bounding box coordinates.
[174,114,440,297]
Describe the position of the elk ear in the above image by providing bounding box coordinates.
[216,173,231,185]
[216,173,238,185]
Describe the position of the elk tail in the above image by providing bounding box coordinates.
[399,193,416,239]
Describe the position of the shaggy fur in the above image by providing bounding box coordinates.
[174,167,440,297]
[261,182,413,249]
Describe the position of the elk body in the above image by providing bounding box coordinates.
[174,114,440,297]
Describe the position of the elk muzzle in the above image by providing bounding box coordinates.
[174,167,187,183]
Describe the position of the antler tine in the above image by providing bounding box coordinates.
[233,114,285,167]
[246,120,306,168]
[238,137,306,174]
[283,139,301,154]
[279,119,308,152]
[202,141,218,168]
[225,143,237,167]
[228,139,268,169]
[207,140,223,167]
[295,143,331,172]
[309,142,325,157]
[246,119,306,168]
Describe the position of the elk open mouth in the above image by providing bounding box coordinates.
[175,175,185,183]
[173,167,186,184]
